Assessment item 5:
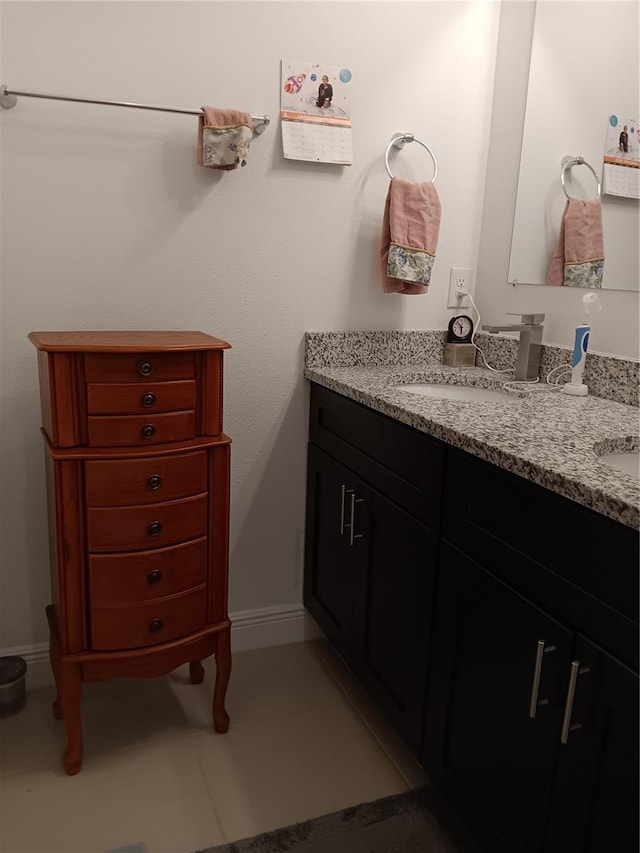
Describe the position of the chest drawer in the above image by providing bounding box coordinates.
[89,538,207,605]
[87,493,208,552]
[86,380,196,415]
[84,352,195,383]
[91,587,207,650]
[85,451,207,506]
[87,410,195,447]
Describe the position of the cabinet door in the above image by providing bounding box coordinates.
[424,543,573,853]
[545,636,639,853]
[303,444,361,661]
[351,485,437,758]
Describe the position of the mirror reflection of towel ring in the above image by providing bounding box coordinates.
[385,133,438,183]
[561,156,601,200]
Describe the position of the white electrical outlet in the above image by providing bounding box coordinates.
[447,267,473,309]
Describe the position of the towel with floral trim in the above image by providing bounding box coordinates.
[546,198,604,288]
[380,177,441,294]
[198,107,253,170]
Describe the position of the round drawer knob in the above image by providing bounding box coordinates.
[147,474,163,491]
[148,569,163,585]
[141,392,157,408]
[141,424,156,439]
[147,521,163,536]
[137,361,154,377]
[149,619,164,633]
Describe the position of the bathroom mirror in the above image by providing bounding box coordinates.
[508,1,639,291]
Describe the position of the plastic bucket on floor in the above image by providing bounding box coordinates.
[0,656,27,718]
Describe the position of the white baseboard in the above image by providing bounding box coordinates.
[0,604,322,691]
[230,603,322,653]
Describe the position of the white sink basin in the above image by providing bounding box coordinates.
[395,383,512,402]
[599,451,640,479]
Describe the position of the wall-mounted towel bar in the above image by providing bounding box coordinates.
[0,84,271,134]
[561,155,601,200]
[385,133,438,182]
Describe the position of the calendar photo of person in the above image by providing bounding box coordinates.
[280,59,353,165]
[603,113,639,198]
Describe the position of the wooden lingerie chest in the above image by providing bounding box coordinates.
[28,331,232,775]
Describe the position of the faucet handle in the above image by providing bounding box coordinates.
[507,312,545,325]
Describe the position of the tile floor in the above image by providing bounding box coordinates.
[0,640,428,853]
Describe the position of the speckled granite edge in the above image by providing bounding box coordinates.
[304,363,639,529]
[304,331,639,407]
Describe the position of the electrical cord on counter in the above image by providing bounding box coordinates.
[459,290,573,393]
[461,290,515,376]
[501,358,574,394]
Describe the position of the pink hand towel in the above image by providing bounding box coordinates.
[380,177,441,294]
[198,107,253,171]
[547,199,604,288]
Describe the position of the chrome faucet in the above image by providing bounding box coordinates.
[481,313,545,381]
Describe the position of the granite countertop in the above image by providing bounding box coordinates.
[304,362,640,530]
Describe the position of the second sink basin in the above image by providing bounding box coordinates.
[598,451,640,479]
[395,383,513,402]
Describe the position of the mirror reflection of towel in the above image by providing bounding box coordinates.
[380,178,441,294]
[198,107,253,171]
[547,199,604,288]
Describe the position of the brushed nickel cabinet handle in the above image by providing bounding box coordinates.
[560,661,580,744]
[529,640,556,718]
[341,487,354,535]
[560,661,590,744]
[349,493,365,546]
[529,640,545,719]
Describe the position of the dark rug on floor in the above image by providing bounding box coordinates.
[196,786,482,853]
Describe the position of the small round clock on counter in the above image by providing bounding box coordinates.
[447,314,474,343]
[444,314,476,366]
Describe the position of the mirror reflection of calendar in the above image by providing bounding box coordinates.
[603,114,640,199]
[280,59,353,165]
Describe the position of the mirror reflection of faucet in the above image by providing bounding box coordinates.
[481,313,545,381]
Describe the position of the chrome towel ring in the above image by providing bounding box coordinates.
[561,156,601,200]
[385,133,438,183]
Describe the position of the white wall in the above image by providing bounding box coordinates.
[477,1,640,359]
[0,1,500,651]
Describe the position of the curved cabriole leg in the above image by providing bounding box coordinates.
[189,660,205,684]
[212,627,231,733]
[49,630,63,720]
[60,662,83,775]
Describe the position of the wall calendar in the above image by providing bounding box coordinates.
[280,59,353,166]
[603,114,639,199]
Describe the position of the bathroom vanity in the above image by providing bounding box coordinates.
[29,331,232,775]
[303,341,639,853]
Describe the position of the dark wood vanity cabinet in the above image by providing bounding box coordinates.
[30,331,233,775]
[427,544,638,853]
[304,382,639,853]
[427,448,639,853]
[304,384,443,756]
